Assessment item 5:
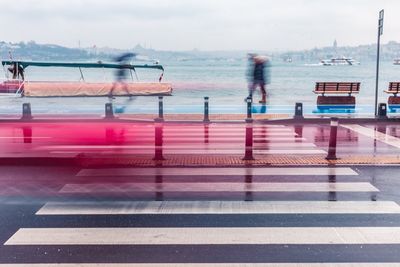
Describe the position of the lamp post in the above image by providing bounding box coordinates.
[374,9,384,117]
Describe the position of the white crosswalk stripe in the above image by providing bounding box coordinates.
[6,227,400,245]
[36,201,399,215]
[77,167,358,176]
[59,182,377,193]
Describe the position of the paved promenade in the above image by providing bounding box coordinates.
[1,119,400,265]
[1,120,400,165]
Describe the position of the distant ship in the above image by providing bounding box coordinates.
[394,59,400,65]
[320,57,360,66]
[284,57,292,63]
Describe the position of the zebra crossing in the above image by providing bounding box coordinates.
[2,164,400,265]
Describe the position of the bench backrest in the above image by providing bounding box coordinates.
[315,82,360,94]
[388,82,400,93]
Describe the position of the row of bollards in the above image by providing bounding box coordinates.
[14,100,383,163]
[17,100,391,122]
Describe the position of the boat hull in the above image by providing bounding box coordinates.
[0,80,23,94]
[0,81,173,97]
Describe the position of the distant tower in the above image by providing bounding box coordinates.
[333,39,338,54]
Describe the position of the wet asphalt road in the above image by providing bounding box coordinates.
[0,165,400,265]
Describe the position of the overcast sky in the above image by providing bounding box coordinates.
[1,0,399,51]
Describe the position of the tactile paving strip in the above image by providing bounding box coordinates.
[79,155,400,167]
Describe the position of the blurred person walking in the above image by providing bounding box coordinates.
[109,52,136,99]
[247,54,271,104]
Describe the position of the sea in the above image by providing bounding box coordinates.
[0,59,399,116]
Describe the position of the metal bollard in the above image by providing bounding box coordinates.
[158,96,164,120]
[203,96,210,122]
[105,103,114,119]
[204,123,209,144]
[153,118,165,160]
[378,103,387,119]
[294,102,303,119]
[21,103,32,120]
[326,117,339,160]
[242,118,254,160]
[246,96,252,119]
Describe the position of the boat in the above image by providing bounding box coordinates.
[0,60,172,97]
[320,57,360,66]
[284,57,292,63]
[394,59,400,65]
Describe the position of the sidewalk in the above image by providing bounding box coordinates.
[1,119,400,167]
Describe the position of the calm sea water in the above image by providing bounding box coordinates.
[0,59,399,115]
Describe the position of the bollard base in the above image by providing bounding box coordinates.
[21,115,33,120]
[378,115,388,120]
[242,156,255,161]
[325,155,338,160]
[294,115,304,120]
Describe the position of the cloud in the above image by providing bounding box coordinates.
[0,0,399,50]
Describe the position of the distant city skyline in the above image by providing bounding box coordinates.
[1,0,400,51]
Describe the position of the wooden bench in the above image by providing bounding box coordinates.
[385,82,400,108]
[313,82,360,96]
[384,82,400,96]
[313,82,360,106]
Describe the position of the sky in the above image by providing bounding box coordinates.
[1,0,399,51]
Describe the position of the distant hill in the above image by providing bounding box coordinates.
[1,40,399,63]
[276,41,400,63]
[0,41,93,61]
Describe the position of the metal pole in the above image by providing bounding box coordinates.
[242,118,254,160]
[153,118,165,160]
[158,96,164,120]
[204,96,210,122]
[326,117,339,160]
[243,96,254,160]
[204,123,209,144]
[246,96,252,119]
[375,9,384,117]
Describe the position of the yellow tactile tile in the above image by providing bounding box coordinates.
[79,155,400,167]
